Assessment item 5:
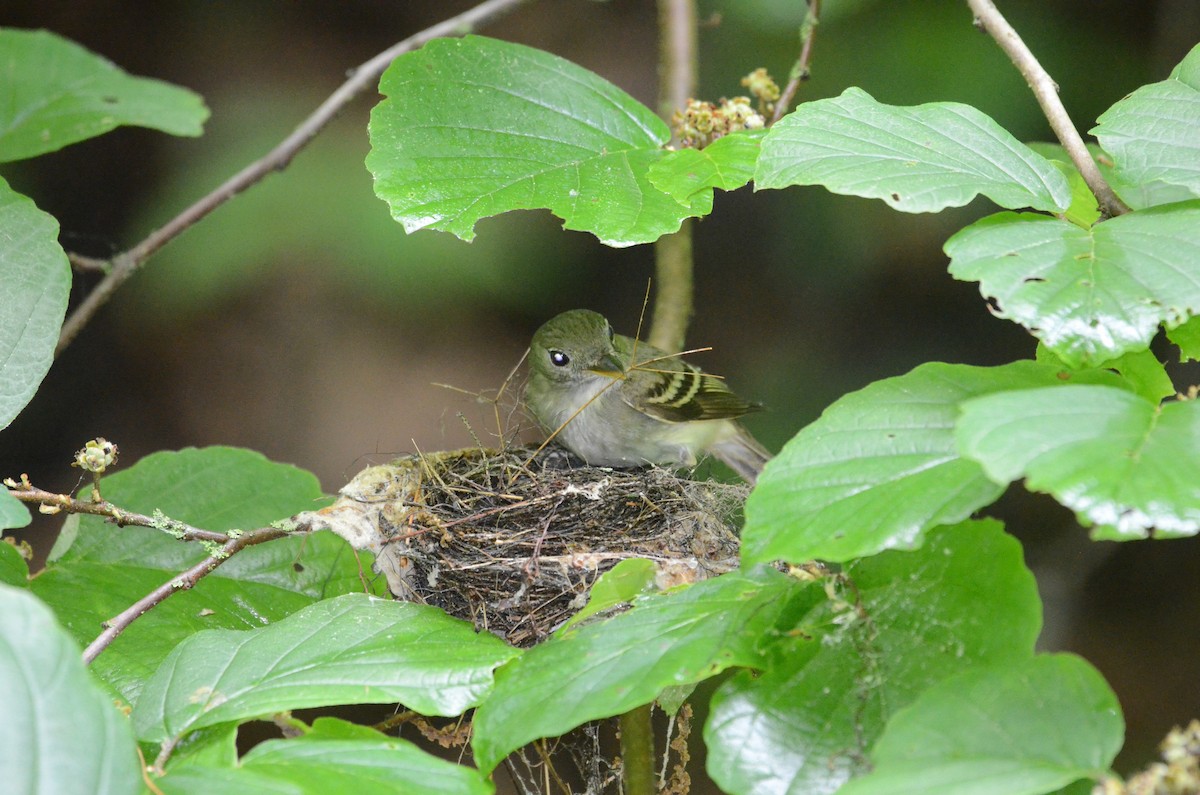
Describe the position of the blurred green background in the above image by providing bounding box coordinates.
[2,0,1198,778]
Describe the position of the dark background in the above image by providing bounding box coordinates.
[2,0,1198,777]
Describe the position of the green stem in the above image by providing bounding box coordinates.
[649,0,698,353]
[649,225,695,353]
[619,704,657,795]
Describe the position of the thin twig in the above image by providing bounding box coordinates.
[67,252,110,274]
[6,481,228,543]
[966,0,1130,218]
[56,0,535,356]
[771,0,822,123]
[81,525,287,664]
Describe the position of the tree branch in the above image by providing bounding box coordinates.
[771,0,822,124]
[55,0,535,356]
[966,0,1130,218]
[649,0,698,353]
[5,480,229,544]
[81,525,287,664]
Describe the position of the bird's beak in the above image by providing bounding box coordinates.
[586,353,625,379]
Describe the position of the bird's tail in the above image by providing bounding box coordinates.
[711,423,773,485]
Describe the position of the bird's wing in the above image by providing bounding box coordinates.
[615,335,760,422]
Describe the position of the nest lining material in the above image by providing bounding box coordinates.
[300,446,747,646]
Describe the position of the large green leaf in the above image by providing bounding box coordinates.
[1091,43,1200,198]
[0,176,69,430]
[957,385,1200,539]
[740,361,1125,565]
[756,88,1070,213]
[838,655,1122,795]
[30,446,374,704]
[946,203,1200,368]
[157,717,490,795]
[0,585,140,795]
[706,520,1041,795]
[0,27,206,162]
[134,593,517,744]
[367,35,710,247]
[470,566,812,773]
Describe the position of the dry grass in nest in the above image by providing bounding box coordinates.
[301,445,747,646]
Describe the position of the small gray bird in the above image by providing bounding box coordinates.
[524,309,772,483]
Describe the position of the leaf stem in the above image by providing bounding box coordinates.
[55,0,535,356]
[965,0,1130,218]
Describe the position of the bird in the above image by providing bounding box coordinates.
[524,309,772,483]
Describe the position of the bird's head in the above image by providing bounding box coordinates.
[529,309,625,383]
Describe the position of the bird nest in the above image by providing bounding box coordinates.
[300,446,746,646]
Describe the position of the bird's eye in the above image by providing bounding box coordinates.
[549,350,570,367]
[606,325,615,343]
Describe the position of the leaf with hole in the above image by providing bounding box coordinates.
[947,203,1200,368]
[0,28,207,162]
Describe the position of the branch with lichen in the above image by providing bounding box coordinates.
[5,472,229,546]
[5,438,299,664]
[81,524,288,664]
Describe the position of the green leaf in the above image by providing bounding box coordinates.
[133,592,518,744]
[235,718,489,795]
[30,446,373,704]
[558,557,659,632]
[946,203,1200,368]
[0,28,207,162]
[0,176,69,430]
[470,566,810,773]
[838,655,1122,795]
[740,361,1125,565]
[1168,314,1200,362]
[166,723,239,771]
[1100,348,1175,403]
[756,88,1070,213]
[957,385,1200,539]
[648,130,763,203]
[0,584,141,795]
[706,520,1042,795]
[157,723,492,795]
[1091,43,1200,199]
[0,486,31,532]
[1025,142,1101,227]
[0,540,28,587]
[367,35,710,247]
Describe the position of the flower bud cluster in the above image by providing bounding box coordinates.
[671,69,779,148]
